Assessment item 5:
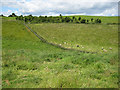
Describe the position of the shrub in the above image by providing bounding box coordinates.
[95,19,102,23]
[78,17,81,21]
[91,18,93,22]
[81,19,86,23]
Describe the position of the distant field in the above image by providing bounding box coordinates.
[2,17,118,88]
[28,23,118,53]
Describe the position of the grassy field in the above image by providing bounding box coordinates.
[28,23,118,53]
[2,17,118,88]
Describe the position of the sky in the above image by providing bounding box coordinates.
[1,0,119,16]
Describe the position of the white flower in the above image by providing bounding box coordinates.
[64,42,66,44]
[103,49,107,52]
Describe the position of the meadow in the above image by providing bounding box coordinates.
[2,16,118,88]
[28,23,118,53]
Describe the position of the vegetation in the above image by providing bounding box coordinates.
[15,14,102,24]
[28,23,118,53]
[2,16,118,88]
[8,13,17,17]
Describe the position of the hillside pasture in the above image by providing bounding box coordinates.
[28,23,118,53]
[2,17,118,88]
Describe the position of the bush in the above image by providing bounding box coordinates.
[95,19,101,23]
[81,19,86,23]
[78,17,81,21]
[91,18,93,22]
[65,17,71,23]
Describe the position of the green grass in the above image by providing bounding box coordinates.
[28,23,118,53]
[1,17,16,21]
[2,17,118,88]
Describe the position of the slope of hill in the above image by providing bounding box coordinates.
[2,18,118,88]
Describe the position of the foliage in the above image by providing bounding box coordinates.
[14,14,102,24]
[95,19,102,23]
[8,13,17,17]
[81,19,86,23]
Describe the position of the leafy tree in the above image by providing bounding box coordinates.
[81,19,86,23]
[76,20,79,23]
[0,14,4,17]
[16,16,19,20]
[62,18,65,22]
[12,13,17,17]
[25,17,28,22]
[60,14,62,17]
[78,17,81,21]
[87,20,89,23]
[8,13,17,17]
[18,15,23,20]
[65,17,71,23]
[95,19,101,23]
[91,18,93,22]
[71,19,73,22]
[72,16,75,20]
[8,15,13,17]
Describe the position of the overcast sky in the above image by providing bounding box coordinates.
[1,0,119,16]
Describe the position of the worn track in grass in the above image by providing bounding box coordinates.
[23,23,97,54]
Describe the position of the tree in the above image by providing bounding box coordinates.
[25,17,28,22]
[91,18,93,22]
[8,13,17,17]
[18,15,23,20]
[28,14,33,22]
[62,18,65,22]
[60,14,62,17]
[81,19,86,23]
[60,14,62,19]
[78,17,81,21]
[87,20,89,23]
[8,15,13,17]
[11,13,16,17]
[65,17,71,23]
[0,14,4,17]
[76,20,79,23]
[95,19,101,23]
[72,16,75,20]
[29,14,32,17]
[16,16,19,20]
[71,19,73,22]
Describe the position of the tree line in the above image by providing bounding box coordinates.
[1,13,102,24]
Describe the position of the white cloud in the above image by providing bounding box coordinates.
[1,0,119,16]
[1,10,12,16]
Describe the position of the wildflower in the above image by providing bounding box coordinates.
[103,49,107,52]
[109,47,112,50]
[64,42,66,44]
